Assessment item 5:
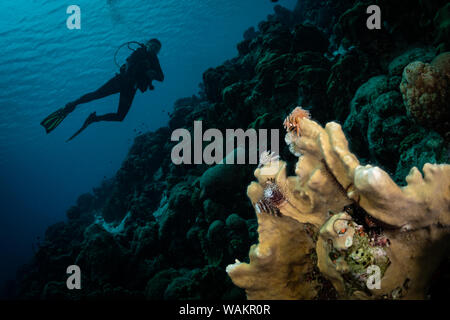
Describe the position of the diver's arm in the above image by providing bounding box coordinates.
[145,66,164,82]
[145,70,156,90]
[144,51,164,82]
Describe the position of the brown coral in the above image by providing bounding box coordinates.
[225,211,320,300]
[399,52,450,139]
[227,108,450,300]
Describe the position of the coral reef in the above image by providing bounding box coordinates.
[15,0,450,300]
[400,52,450,140]
[344,50,449,184]
[225,212,319,299]
[228,108,450,299]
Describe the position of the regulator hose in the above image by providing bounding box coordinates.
[113,41,145,69]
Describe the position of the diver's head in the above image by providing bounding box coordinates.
[146,38,161,54]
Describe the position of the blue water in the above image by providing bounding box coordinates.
[0,0,297,291]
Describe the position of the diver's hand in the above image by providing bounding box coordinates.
[147,70,156,90]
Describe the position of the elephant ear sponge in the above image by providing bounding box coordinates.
[400,52,450,139]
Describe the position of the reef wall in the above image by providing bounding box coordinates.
[227,107,450,299]
[15,0,450,299]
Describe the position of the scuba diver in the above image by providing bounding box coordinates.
[41,38,164,141]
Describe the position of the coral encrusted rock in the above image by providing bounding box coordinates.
[400,52,450,139]
[227,107,450,300]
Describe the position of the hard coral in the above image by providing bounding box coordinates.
[227,108,450,300]
[400,52,450,139]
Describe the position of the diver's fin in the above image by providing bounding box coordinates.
[66,112,97,142]
[40,108,70,134]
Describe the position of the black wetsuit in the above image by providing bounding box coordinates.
[70,46,164,122]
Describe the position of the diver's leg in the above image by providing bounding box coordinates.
[67,75,122,111]
[66,85,137,141]
[93,85,137,122]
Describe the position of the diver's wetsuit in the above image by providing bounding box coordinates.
[69,45,164,122]
[40,40,164,140]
